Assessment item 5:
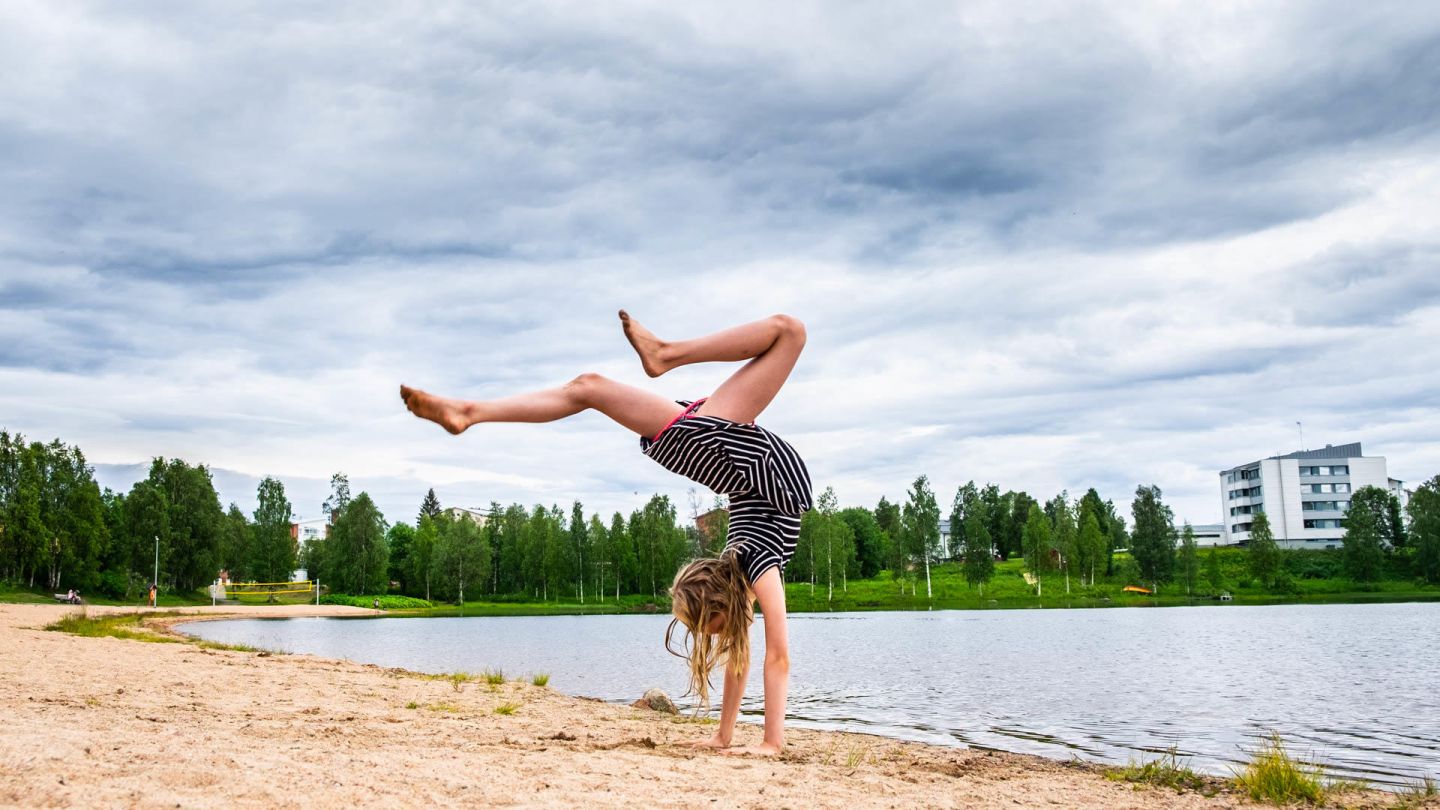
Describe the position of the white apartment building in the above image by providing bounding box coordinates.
[290,517,329,551]
[444,506,490,526]
[1187,523,1226,547]
[1220,442,1405,549]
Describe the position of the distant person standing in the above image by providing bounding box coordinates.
[148,582,157,608]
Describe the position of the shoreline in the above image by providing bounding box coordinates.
[2,603,1416,809]
[374,590,1440,619]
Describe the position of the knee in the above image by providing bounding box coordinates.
[770,314,806,344]
[565,372,609,405]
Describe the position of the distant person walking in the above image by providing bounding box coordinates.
[401,311,812,756]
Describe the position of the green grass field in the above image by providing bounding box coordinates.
[0,582,214,608]
[782,556,1440,613]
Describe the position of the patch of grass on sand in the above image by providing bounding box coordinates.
[667,715,717,726]
[45,609,181,643]
[1391,776,1438,809]
[494,702,520,715]
[1105,747,1213,794]
[405,701,420,710]
[427,702,462,713]
[1231,732,1327,805]
[47,609,274,653]
[482,668,505,686]
[449,672,471,692]
[530,672,550,687]
[845,743,874,769]
[194,639,265,653]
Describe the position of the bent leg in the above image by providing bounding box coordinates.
[400,374,682,438]
[620,312,806,425]
[699,315,806,424]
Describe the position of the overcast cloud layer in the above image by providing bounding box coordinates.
[3,1,1439,527]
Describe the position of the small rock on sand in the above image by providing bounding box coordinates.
[631,688,678,714]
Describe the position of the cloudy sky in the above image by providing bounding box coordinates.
[3,1,1438,529]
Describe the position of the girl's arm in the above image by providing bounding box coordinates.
[684,651,747,749]
[724,567,788,756]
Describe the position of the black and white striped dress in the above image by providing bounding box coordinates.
[640,399,812,586]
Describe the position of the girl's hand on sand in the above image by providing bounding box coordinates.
[721,743,782,757]
[681,734,731,750]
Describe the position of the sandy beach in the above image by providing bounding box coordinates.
[1,603,1416,809]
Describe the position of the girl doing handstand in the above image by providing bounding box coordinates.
[399,312,812,756]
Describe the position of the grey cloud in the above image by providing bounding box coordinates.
[1289,243,1440,327]
[11,1,1435,282]
[6,2,1440,528]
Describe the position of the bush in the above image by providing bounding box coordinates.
[1232,732,1327,805]
[1286,550,1343,580]
[1110,558,1141,584]
[320,594,433,610]
[1269,571,1300,595]
[97,571,129,600]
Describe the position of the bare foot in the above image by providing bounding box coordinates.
[399,385,473,435]
[619,309,670,378]
[679,734,731,750]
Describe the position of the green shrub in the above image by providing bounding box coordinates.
[1231,732,1326,805]
[1105,747,1211,794]
[319,594,433,610]
[530,672,550,687]
[96,571,129,599]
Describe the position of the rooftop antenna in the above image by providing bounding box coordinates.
[1296,421,1303,452]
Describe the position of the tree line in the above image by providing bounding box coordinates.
[0,431,295,598]
[367,483,694,603]
[5,429,1440,601]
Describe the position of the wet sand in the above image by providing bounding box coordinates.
[0,603,1415,809]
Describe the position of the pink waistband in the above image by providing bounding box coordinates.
[650,398,708,443]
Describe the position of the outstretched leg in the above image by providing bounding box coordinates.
[620,311,806,425]
[400,374,682,439]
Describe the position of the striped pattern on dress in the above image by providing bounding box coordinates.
[641,401,813,585]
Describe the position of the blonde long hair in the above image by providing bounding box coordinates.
[665,550,754,711]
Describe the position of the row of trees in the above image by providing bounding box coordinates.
[0,431,296,599]
[371,489,693,603]
[6,428,1440,601]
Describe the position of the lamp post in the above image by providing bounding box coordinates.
[152,535,159,607]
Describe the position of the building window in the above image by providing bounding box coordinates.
[1332,465,1349,475]
[1335,483,1350,493]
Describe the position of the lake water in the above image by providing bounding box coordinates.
[181,602,1440,787]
